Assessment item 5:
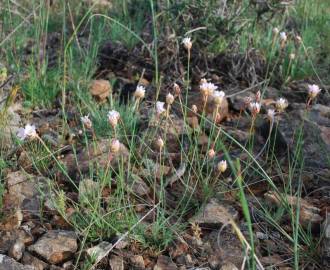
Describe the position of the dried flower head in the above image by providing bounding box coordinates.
[17,124,38,141]
[267,109,275,122]
[213,90,225,105]
[217,160,227,173]
[81,115,92,129]
[110,139,120,153]
[200,82,218,97]
[108,110,120,128]
[208,149,216,159]
[173,83,181,96]
[273,27,279,35]
[192,104,198,114]
[134,85,146,99]
[156,101,166,116]
[280,32,287,42]
[308,84,321,99]
[249,102,261,116]
[255,90,261,102]
[156,137,164,150]
[166,93,175,105]
[296,35,302,43]
[182,37,192,51]
[244,96,253,108]
[276,98,288,112]
[289,53,295,60]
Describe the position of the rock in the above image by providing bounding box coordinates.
[264,191,323,228]
[8,239,25,261]
[0,209,23,231]
[0,230,18,254]
[22,252,48,270]
[109,255,124,270]
[28,230,77,264]
[220,262,239,270]
[128,174,150,196]
[62,260,74,270]
[90,79,111,102]
[190,198,238,226]
[0,105,22,148]
[86,241,112,262]
[130,255,145,269]
[0,254,34,270]
[154,255,177,270]
[322,213,330,268]
[62,139,129,181]
[4,171,49,216]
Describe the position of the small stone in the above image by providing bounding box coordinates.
[8,239,25,261]
[28,230,77,264]
[90,80,111,102]
[22,252,48,270]
[190,198,238,226]
[130,255,145,269]
[154,255,177,270]
[0,254,34,270]
[109,255,124,270]
[86,241,112,262]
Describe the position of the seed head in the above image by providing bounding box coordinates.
[110,139,120,153]
[166,93,175,105]
[307,84,321,99]
[81,115,92,129]
[276,98,288,112]
[182,37,192,51]
[108,110,120,128]
[134,85,146,99]
[217,160,227,173]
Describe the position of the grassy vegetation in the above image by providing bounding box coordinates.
[0,0,329,269]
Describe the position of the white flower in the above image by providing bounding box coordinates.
[280,32,287,42]
[249,102,261,116]
[308,84,321,99]
[108,110,120,128]
[173,83,181,96]
[192,104,198,114]
[267,109,275,122]
[182,37,192,50]
[273,27,279,35]
[81,115,92,129]
[289,53,295,60]
[213,91,225,105]
[200,82,218,97]
[134,85,146,99]
[166,93,175,105]
[110,139,120,153]
[156,101,166,116]
[217,160,227,173]
[17,124,37,141]
[276,98,288,112]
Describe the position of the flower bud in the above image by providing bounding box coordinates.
[208,149,216,159]
[108,110,120,128]
[166,93,175,105]
[182,37,192,51]
[217,160,227,173]
[134,85,146,99]
[192,104,198,114]
[110,139,120,153]
[156,137,164,150]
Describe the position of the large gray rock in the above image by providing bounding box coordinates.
[28,230,77,264]
[0,254,34,270]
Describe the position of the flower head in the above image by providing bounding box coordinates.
[17,124,37,141]
[108,110,120,128]
[156,101,166,116]
[200,82,218,97]
[156,137,164,150]
[289,53,295,60]
[166,93,175,105]
[81,115,92,129]
[296,35,302,43]
[217,160,227,173]
[280,32,287,42]
[110,139,120,153]
[255,90,261,102]
[191,104,198,114]
[276,98,288,112]
[213,90,225,106]
[134,85,146,99]
[244,96,252,108]
[307,84,321,99]
[208,149,216,159]
[273,27,279,35]
[173,83,181,96]
[182,37,192,51]
[267,109,275,122]
[249,102,261,116]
